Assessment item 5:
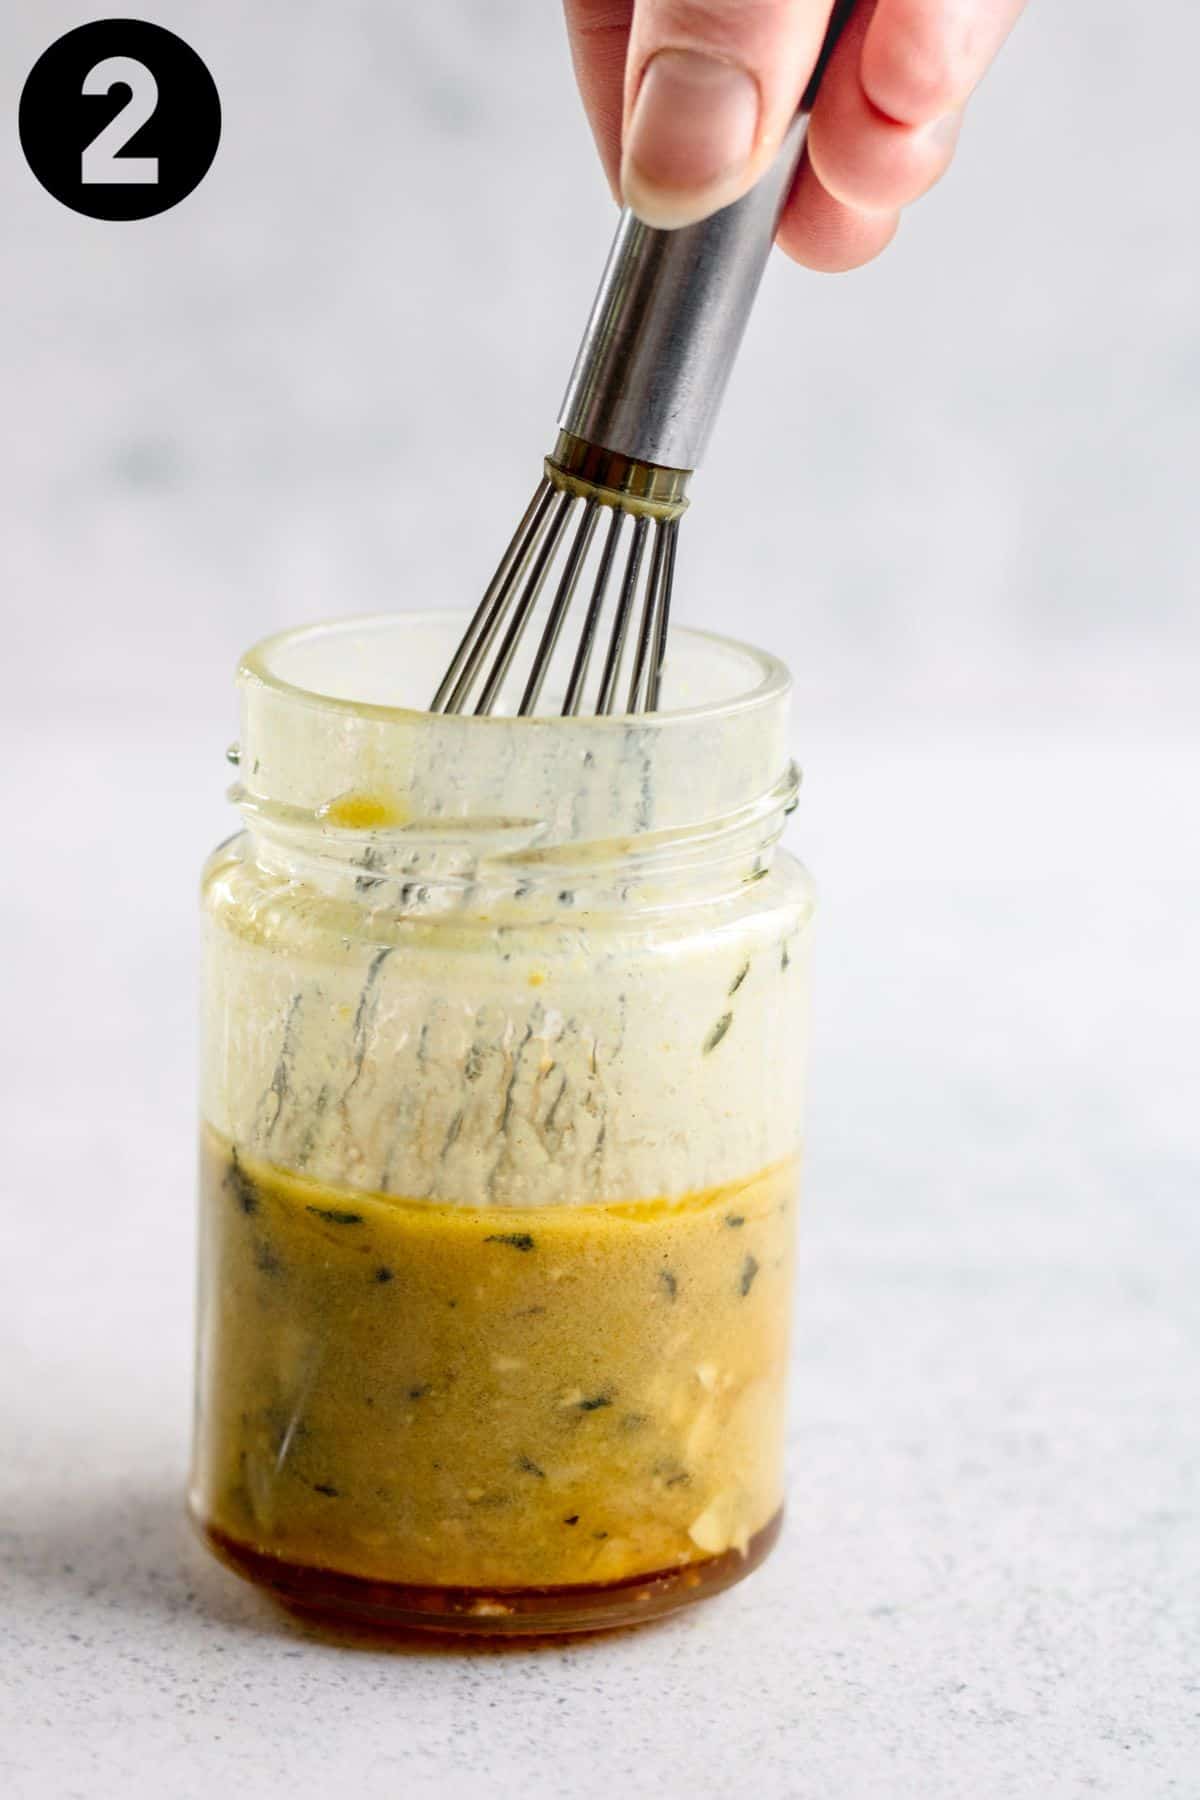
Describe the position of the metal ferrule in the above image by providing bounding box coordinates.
[546,431,690,521]
[557,111,808,474]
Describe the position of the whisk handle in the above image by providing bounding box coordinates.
[558,0,855,473]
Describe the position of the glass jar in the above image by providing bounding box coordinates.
[190,613,814,1634]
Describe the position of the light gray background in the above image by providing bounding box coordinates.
[1,4,1197,1797]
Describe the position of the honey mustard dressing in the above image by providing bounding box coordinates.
[191,1127,797,1597]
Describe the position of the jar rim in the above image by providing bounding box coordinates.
[239,610,790,728]
[234,611,795,855]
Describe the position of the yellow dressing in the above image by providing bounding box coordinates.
[320,790,409,830]
[192,1128,797,1592]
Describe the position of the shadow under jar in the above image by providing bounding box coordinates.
[190,613,814,1635]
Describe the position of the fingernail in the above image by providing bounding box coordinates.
[622,49,760,226]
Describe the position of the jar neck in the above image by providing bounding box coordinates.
[236,760,799,919]
[229,615,798,917]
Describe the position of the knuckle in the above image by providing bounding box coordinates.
[809,112,948,214]
[640,0,780,55]
[573,3,635,42]
[869,20,966,121]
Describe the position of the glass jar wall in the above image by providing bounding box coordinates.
[190,614,814,1634]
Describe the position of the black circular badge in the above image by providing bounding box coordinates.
[19,19,221,220]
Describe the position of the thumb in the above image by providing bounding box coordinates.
[621,1,839,227]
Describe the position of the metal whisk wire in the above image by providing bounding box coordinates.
[430,467,680,719]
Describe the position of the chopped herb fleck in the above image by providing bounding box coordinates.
[659,1269,678,1301]
[592,1531,609,1541]
[577,1394,612,1412]
[225,1153,258,1216]
[306,1205,364,1225]
[442,1110,463,1154]
[703,1012,734,1054]
[253,1239,282,1275]
[517,1454,546,1479]
[484,1232,536,1252]
[740,1253,761,1296]
[729,961,750,995]
[725,1214,745,1229]
[355,847,385,895]
[407,1383,432,1400]
[374,1266,394,1283]
[563,1514,580,1526]
[312,1483,340,1498]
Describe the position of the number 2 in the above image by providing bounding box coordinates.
[81,56,158,185]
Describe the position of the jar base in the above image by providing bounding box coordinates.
[193,1508,783,1638]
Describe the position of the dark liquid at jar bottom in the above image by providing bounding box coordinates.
[195,1507,783,1637]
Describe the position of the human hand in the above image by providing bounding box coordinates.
[563,1,1026,270]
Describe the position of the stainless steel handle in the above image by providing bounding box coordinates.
[557,0,853,472]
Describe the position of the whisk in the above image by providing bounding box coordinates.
[432,4,852,719]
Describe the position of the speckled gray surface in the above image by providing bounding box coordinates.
[2,1,1198,1794]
